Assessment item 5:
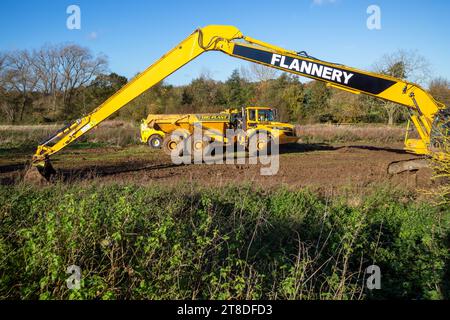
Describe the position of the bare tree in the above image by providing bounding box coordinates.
[32,45,61,111]
[199,67,213,80]
[373,49,431,85]
[0,52,6,85]
[56,44,107,111]
[240,63,279,82]
[0,53,16,123]
[0,52,6,98]
[30,44,108,116]
[429,77,450,107]
[372,50,431,125]
[2,50,39,122]
[0,44,108,123]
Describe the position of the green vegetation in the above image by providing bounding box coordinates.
[0,184,448,300]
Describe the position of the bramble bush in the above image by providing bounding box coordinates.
[0,183,448,299]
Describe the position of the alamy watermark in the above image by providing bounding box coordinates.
[66,265,81,290]
[365,264,381,290]
[66,5,81,30]
[367,5,381,30]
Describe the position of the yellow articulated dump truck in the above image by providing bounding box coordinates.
[140,106,299,155]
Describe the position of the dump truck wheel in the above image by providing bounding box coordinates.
[148,134,163,149]
[162,131,188,156]
[191,138,208,156]
[191,138,219,162]
[248,132,272,156]
[162,136,181,156]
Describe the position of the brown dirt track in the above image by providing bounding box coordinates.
[0,142,434,194]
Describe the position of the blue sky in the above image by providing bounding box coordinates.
[1,0,449,86]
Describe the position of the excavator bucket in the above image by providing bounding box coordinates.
[23,161,56,184]
[387,158,429,175]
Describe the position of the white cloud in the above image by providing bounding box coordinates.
[312,0,337,5]
[88,32,98,40]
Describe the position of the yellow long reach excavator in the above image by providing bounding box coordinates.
[29,25,449,180]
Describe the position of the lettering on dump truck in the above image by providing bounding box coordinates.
[196,114,230,121]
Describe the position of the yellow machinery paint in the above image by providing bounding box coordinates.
[31,25,448,178]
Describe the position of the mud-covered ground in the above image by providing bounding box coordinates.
[0,141,434,195]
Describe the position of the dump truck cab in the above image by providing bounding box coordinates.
[242,107,297,145]
[246,106,276,125]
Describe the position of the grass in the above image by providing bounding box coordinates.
[0,120,140,152]
[0,122,407,152]
[50,145,160,170]
[0,183,448,300]
[0,121,141,166]
[295,124,406,144]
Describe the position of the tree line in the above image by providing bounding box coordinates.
[1,44,449,125]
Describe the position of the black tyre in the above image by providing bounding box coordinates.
[162,130,188,156]
[147,134,163,149]
[193,139,224,163]
[248,132,272,157]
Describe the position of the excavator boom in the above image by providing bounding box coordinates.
[31,25,448,179]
